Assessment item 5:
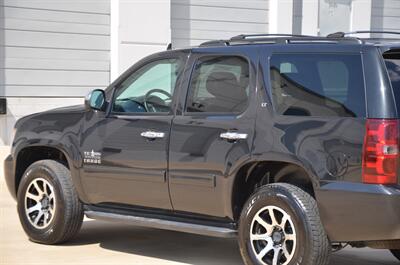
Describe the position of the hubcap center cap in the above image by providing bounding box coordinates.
[41,197,50,209]
[272,230,285,245]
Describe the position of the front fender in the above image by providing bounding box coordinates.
[9,108,89,203]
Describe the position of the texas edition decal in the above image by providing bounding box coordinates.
[83,150,102,164]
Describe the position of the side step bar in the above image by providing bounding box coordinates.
[85,210,237,238]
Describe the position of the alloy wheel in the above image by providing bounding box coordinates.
[24,178,56,229]
[250,205,297,265]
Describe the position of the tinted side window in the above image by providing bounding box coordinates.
[186,56,249,113]
[383,52,400,116]
[112,58,180,114]
[269,53,365,117]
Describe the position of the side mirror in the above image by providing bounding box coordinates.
[85,89,106,111]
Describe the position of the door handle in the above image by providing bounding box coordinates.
[140,131,165,139]
[220,132,248,141]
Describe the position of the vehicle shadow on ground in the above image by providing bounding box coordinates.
[68,220,243,265]
[65,220,398,265]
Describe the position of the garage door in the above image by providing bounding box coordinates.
[0,0,110,97]
[171,0,269,48]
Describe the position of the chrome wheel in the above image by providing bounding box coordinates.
[250,206,297,265]
[24,178,56,229]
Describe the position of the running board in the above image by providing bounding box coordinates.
[85,210,237,238]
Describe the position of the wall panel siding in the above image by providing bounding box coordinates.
[3,6,109,26]
[171,0,269,48]
[5,58,109,71]
[0,0,110,97]
[3,0,110,14]
[0,86,98,97]
[4,46,109,61]
[0,4,5,98]
[4,18,110,35]
[4,29,109,50]
[371,0,400,32]
[5,69,108,86]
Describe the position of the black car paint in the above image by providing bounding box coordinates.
[168,47,258,217]
[4,42,400,243]
[78,52,187,209]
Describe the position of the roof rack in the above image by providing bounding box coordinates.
[230,33,314,40]
[328,31,400,38]
[199,40,230,47]
[199,33,362,47]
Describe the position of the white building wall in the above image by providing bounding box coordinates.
[301,0,319,35]
[171,0,269,48]
[371,0,400,33]
[116,0,171,75]
[0,0,111,145]
[350,0,372,35]
[269,0,292,34]
[299,0,399,37]
[0,0,398,146]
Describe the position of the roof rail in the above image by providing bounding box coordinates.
[230,33,314,40]
[328,31,400,38]
[199,40,229,47]
[199,34,363,47]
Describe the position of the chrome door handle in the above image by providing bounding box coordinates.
[140,131,165,139]
[220,132,248,141]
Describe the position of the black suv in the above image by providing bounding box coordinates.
[4,32,400,265]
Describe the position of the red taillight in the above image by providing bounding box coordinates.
[362,119,399,184]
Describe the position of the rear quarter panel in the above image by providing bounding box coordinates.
[253,44,381,241]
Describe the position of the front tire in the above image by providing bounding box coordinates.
[17,160,84,244]
[391,249,400,261]
[238,183,331,265]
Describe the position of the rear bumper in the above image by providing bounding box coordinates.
[317,182,400,242]
[4,154,17,200]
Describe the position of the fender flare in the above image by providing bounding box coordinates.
[13,140,90,203]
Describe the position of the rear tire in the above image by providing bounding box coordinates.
[391,249,400,261]
[238,183,331,265]
[17,160,83,244]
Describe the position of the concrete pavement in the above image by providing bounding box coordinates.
[0,146,9,179]
[0,147,398,265]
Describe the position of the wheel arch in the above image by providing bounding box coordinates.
[229,158,320,221]
[13,142,87,202]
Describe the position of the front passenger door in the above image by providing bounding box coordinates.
[80,56,184,209]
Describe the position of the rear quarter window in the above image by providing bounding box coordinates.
[269,53,366,117]
[383,51,400,114]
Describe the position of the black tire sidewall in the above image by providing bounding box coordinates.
[391,249,400,261]
[239,186,312,265]
[17,162,68,244]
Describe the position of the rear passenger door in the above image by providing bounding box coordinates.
[168,51,257,217]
